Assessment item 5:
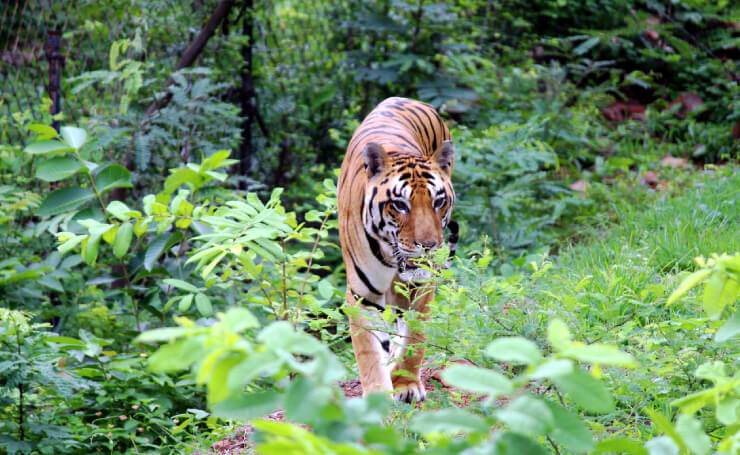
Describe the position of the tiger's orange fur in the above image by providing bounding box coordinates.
[337,97,456,402]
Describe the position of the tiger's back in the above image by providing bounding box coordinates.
[337,97,456,402]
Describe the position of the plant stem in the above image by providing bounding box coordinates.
[297,210,330,309]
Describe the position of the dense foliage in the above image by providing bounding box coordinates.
[0,0,738,454]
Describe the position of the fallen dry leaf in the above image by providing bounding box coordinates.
[569,180,587,192]
[642,171,659,186]
[660,154,688,168]
[666,92,704,119]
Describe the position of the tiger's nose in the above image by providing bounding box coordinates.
[416,240,438,250]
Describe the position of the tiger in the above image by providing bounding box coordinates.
[337,97,457,403]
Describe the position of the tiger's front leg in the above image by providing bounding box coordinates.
[388,281,435,403]
[347,293,394,395]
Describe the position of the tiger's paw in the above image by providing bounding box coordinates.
[392,376,426,403]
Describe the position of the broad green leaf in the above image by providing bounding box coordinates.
[645,436,679,455]
[440,365,513,401]
[548,318,572,351]
[670,388,716,416]
[545,401,594,453]
[675,415,710,455]
[60,126,87,149]
[531,358,574,380]
[107,200,141,221]
[492,432,549,455]
[573,37,600,55]
[36,186,95,216]
[560,343,636,367]
[144,231,182,271]
[82,233,101,265]
[37,156,82,182]
[95,164,132,194]
[113,222,133,258]
[595,437,648,455]
[24,139,72,155]
[134,327,192,343]
[552,368,614,413]
[207,353,243,403]
[667,269,712,304]
[284,377,334,423]
[148,337,203,372]
[494,395,553,437]
[645,409,687,452]
[179,294,194,312]
[27,124,59,139]
[162,278,200,293]
[717,308,740,345]
[44,336,85,346]
[220,307,260,332]
[716,397,740,425]
[409,408,488,434]
[212,390,281,421]
[486,337,542,365]
[703,272,728,319]
[195,293,213,317]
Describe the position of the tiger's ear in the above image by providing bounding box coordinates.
[433,140,454,174]
[362,142,388,179]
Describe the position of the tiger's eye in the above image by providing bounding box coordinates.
[434,197,445,209]
[392,200,409,212]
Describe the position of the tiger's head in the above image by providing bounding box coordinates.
[361,141,455,281]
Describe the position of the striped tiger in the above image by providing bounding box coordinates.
[337,97,457,402]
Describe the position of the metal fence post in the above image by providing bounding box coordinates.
[45,30,64,133]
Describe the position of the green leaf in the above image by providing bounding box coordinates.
[27,124,59,139]
[531,359,574,380]
[148,337,203,372]
[95,164,132,194]
[212,390,282,421]
[82,233,101,265]
[548,318,572,351]
[36,156,84,182]
[409,408,488,434]
[107,200,141,221]
[162,278,200,293]
[645,436,679,455]
[495,395,553,437]
[178,294,194,312]
[492,432,549,455]
[675,415,710,455]
[144,231,182,271]
[220,307,260,332]
[595,437,649,455]
[36,186,95,217]
[716,397,740,425]
[667,269,712,304]
[440,365,513,402]
[645,409,687,453]
[113,222,133,258]
[134,327,192,343]
[24,139,72,155]
[486,337,542,365]
[552,368,614,414]
[195,293,213,317]
[60,126,87,149]
[703,272,727,319]
[573,37,600,55]
[545,401,594,453]
[560,343,636,367]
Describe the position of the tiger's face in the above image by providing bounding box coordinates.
[362,141,455,281]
